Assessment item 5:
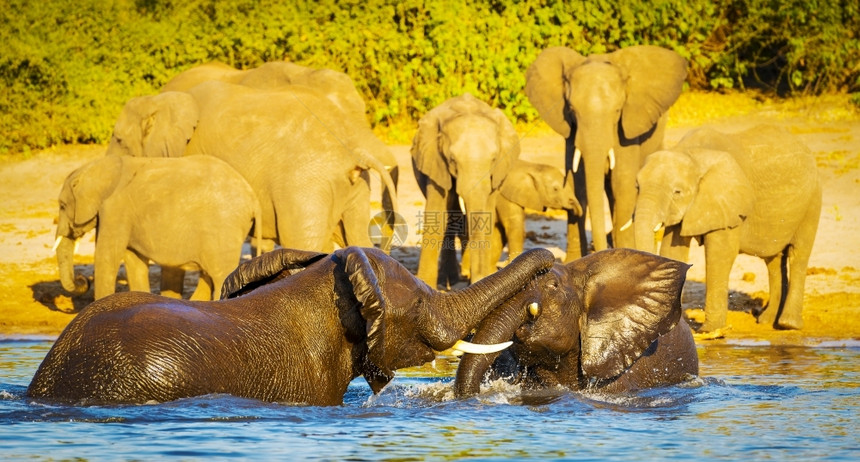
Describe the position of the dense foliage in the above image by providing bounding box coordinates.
[2,0,858,155]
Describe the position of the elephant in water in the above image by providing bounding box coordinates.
[54,155,261,301]
[455,248,697,397]
[28,247,556,405]
[411,93,520,287]
[633,125,821,332]
[525,45,687,259]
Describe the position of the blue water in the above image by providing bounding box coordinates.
[1,336,858,460]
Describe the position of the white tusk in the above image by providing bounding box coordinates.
[528,302,540,317]
[458,196,466,214]
[572,148,582,173]
[653,222,664,233]
[74,239,80,254]
[608,148,616,170]
[52,236,64,252]
[619,218,633,232]
[451,339,513,356]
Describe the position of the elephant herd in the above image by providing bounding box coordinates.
[30,44,821,406]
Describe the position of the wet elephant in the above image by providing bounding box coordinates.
[28,247,556,405]
[455,248,698,396]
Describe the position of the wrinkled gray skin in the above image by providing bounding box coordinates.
[525,46,687,260]
[455,248,697,397]
[411,93,520,287]
[494,159,582,263]
[28,247,556,406]
[633,125,821,331]
[55,156,261,300]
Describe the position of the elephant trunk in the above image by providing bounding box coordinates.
[454,288,535,397]
[633,196,666,254]
[56,236,89,296]
[428,248,555,350]
[462,190,495,283]
[576,127,615,253]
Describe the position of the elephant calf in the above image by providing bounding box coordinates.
[494,159,582,263]
[55,155,261,300]
[411,93,521,287]
[633,125,822,331]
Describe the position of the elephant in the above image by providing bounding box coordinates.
[160,60,398,201]
[632,125,822,332]
[27,246,557,405]
[525,45,687,260]
[411,93,520,287]
[493,159,582,263]
[106,81,398,256]
[54,155,261,301]
[162,60,368,124]
[454,248,698,397]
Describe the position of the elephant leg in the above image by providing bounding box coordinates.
[777,198,819,330]
[491,222,506,266]
[381,165,400,246]
[341,174,375,249]
[498,201,525,262]
[417,183,448,287]
[93,226,128,300]
[609,152,639,250]
[757,253,785,326]
[160,266,185,299]
[565,141,589,261]
[123,249,151,293]
[700,229,740,332]
[440,194,464,286]
[659,225,692,263]
[190,272,214,301]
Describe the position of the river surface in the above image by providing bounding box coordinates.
[1,336,858,460]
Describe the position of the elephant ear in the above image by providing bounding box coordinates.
[70,157,122,226]
[220,248,328,299]
[608,45,687,140]
[141,92,200,157]
[411,101,455,191]
[500,162,543,211]
[681,149,754,237]
[570,248,689,380]
[342,247,396,386]
[525,47,587,138]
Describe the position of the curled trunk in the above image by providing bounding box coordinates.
[454,289,533,397]
[56,236,89,296]
[428,248,554,350]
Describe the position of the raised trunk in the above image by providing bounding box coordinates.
[427,248,555,350]
[56,236,89,296]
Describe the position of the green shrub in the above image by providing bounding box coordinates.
[1,0,857,156]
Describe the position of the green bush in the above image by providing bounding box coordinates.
[2,0,858,156]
